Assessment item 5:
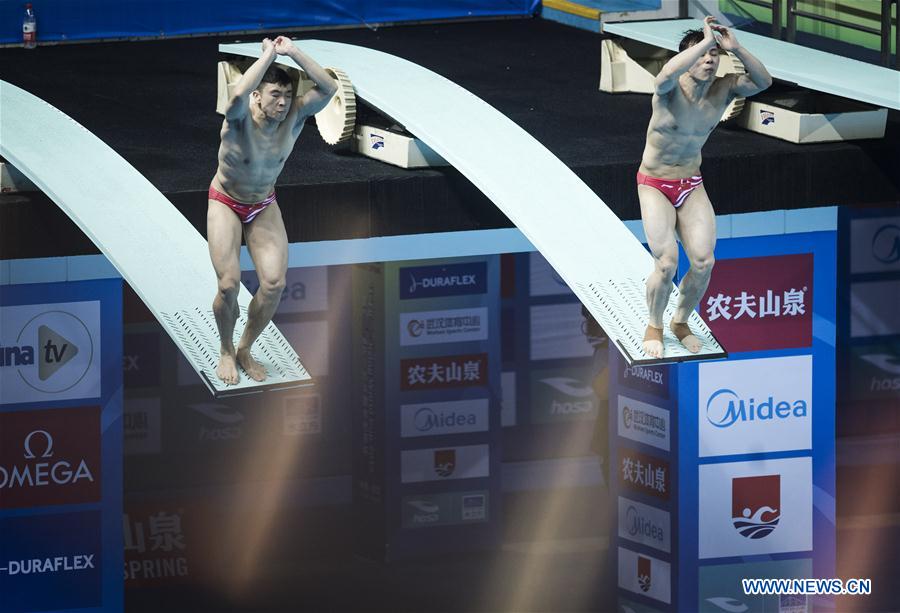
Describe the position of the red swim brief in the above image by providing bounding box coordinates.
[636,172,703,208]
[208,185,276,224]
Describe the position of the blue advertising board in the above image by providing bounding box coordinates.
[0,279,123,613]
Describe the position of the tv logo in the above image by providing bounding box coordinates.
[1,302,101,403]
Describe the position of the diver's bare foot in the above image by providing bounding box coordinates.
[642,325,664,358]
[670,320,702,353]
[216,352,240,385]
[236,347,267,382]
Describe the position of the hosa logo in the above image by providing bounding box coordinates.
[415,407,478,433]
[541,377,594,415]
[872,224,900,264]
[189,404,244,441]
[399,262,487,299]
[406,499,440,525]
[860,353,900,392]
[706,388,807,428]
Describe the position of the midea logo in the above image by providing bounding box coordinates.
[625,505,664,542]
[706,388,807,428]
[414,407,478,432]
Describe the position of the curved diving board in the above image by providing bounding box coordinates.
[0,80,313,397]
[604,19,900,110]
[220,40,727,365]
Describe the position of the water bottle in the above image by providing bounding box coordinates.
[23,3,36,49]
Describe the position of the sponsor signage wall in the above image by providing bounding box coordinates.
[0,279,123,613]
[610,227,836,612]
[838,206,900,435]
[499,250,613,478]
[352,256,501,560]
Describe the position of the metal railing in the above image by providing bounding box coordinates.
[691,0,897,69]
[787,0,897,68]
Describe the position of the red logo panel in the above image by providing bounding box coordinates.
[619,448,670,500]
[732,474,781,539]
[702,254,813,352]
[0,407,101,509]
[400,353,488,391]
